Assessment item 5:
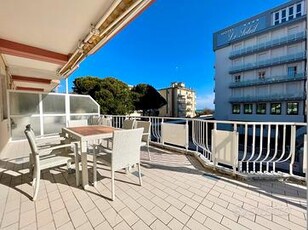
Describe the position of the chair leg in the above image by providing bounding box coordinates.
[29,154,33,175]
[137,163,142,186]
[111,170,115,201]
[147,142,151,161]
[32,167,40,201]
[73,143,80,186]
[93,149,97,187]
[67,159,72,173]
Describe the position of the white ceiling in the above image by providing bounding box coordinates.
[0,0,114,54]
[0,0,153,92]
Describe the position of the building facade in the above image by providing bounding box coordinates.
[213,0,306,122]
[159,82,196,118]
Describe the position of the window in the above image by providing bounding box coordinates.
[258,71,266,80]
[281,9,286,22]
[287,102,298,115]
[234,75,241,82]
[274,12,280,25]
[256,103,266,114]
[272,1,303,25]
[232,104,240,114]
[288,66,297,77]
[296,3,302,17]
[271,103,281,115]
[244,104,253,114]
[288,6,294,20]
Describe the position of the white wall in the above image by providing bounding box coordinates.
[0,56,10,154]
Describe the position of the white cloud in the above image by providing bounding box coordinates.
[196,93,214,110]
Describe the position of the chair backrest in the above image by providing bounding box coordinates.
[122,119,135,129]
[99,117,113,126]
[24,124,39,159]
[111,128,144,171]
[91,116,112,126]
[68,119,88,127]
[135,121,151,142]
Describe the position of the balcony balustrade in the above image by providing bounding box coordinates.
[229,31,306,59]
[229,72,306,88]
[104,114,307,181]
[229,51,306,74]
[229,93,305,103]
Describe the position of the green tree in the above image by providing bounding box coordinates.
[131,84,167,115]
[72,77,134,115]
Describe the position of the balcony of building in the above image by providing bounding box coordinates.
[229,72,306,88]
[229,31,306,59]
[229,51,306,74]
[229,93,305,103]
[0,113,307,229]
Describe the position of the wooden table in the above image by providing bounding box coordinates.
[62,125,117,189]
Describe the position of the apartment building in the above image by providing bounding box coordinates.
[159,82,196,117]
[213,0,306,122]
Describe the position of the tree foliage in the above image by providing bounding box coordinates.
[72,77,134,115]
[131,84,167,115]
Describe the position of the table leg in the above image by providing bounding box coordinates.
[81,141,89,189]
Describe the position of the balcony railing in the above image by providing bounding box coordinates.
[229,51,306,74]
[229,72,306,88]
[229,31,306,59]
[229,93,305,103]
[100,115,307,180]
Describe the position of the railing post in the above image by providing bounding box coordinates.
[185,119,189,151]
[289,125,296,176]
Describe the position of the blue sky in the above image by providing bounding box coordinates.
[59,0,288,109]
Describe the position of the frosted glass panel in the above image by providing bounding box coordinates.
[10,92,39,115]
[43,94,65,114]
[43,116,66,134]
[70,96,98,113]
[11,116,40,140]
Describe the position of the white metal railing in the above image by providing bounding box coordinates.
[229,31,306,59]
[229,51,306,74]
[97,114,306,180]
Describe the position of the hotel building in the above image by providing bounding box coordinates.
[159,82,196,118]
[213,0,306,122]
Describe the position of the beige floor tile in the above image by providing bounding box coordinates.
[76,221,94,230]
[166,206,190,225]
[102,207,123,227]
[69,208,88,228]
[114,221,132,230]
[86,207,105,227]
[118,207,139,226]
[150,206,173,224]
[95,220,113,230]
[204,217,229,230]
[197,204,223,223]
[19,208,36,228]
[1,209,20,228]
[150,219,171,230]
[132,220,151,230]
[135,206,156,225]
[186,218,209,230]
[168,218,184,230]
[53,209,70,228]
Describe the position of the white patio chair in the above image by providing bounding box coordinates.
[24,124,79,201]
[101,119,135,149]
[67,119,88,127]
[122,119,135,129]
[93,128,144,200]
[135,120,151,160]
[91,116,112,126]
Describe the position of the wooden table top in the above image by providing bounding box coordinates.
[67,125,116,136]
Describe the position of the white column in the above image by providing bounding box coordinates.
[65,78,70,126]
